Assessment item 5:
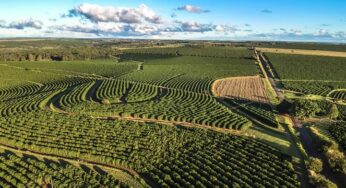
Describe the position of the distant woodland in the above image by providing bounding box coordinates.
[0,47,120,61]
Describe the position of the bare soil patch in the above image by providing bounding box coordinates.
[212,75,269,104]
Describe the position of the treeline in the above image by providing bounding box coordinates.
[122,46,254,59]
[0,46,120,61]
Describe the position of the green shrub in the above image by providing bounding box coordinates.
[291,99,320,119]
[308,171,337,188]
[101,99,111,105]
[307,157,323,173]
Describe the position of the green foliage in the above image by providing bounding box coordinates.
[307,157,323,173]
[308,171,337,188]
[281,81,346,96]
[0,46,120,62]
[328,104,339,119]
[122,46,254,59]
[225,98,279,128]
[329,122,346,150]
[337,105,346,121]
[267,53,346,81]
[0,152,129,187]
[0,45,302,187]
[291,99,320,119]
[309,126,346,176]
[5,60,138,78]
[256,42,346,52]
[329,90,346,101]
[0,112,300,187]
[120,56,257,93]
[101,98,111,105]
[85,85,251,130]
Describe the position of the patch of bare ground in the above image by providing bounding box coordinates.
[257,47,346,58]
[212,75,269,104]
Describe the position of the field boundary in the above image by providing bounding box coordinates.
[212,75,269,104]
[257,47,346,57]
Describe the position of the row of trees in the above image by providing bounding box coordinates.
[306,157,337,188]
[290,99,339,120]
[0,46,120,61]
[0,152,129,187]
[0,109,300,187]
[308,126,346,187]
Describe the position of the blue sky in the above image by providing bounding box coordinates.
[0,0,345,42]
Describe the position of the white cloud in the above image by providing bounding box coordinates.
[57,3,225,37]
[52,19,222,37]
[177,21,213,32]
[0,19,43,30]
[214,25,238,33]
[52,22,161,37]
[66,3,162,24]
[214,25,224,32]
[248,30,346,42]
[177,5,210,13]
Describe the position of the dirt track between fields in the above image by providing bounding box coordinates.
[257,47,346,57]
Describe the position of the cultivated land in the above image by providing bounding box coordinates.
[257,47,346,58]
[257,46,346,187]
[0,39,345,187]
[212,76,269,104]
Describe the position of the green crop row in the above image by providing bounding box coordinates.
[0,152,128,188]
[0,111,299,188]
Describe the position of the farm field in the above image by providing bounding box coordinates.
[212,76,269,104]
[1,39,346,187]
[0,43,306,187]
[265,53,346,81]
[255,42,346,52]
[258,47,346,187]
[2,0,346,187]
[265,53,346,103]
[257,47,346,58]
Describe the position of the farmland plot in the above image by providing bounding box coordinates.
[212,76,269,104]
[0,45,303,187]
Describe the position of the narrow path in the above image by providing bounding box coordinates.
[90,114,242,135]
[86,80,102,102]
[119,83,133,103]
[45,86,76,114]
[257,51,284,100]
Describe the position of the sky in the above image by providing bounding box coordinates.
[0,0,345,42]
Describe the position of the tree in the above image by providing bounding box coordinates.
[26,54,35,61]
[307,157,323,173]
[35,54,42,61]
[328,104,339,119]
[291,99,320,119]
[101,99,110,105]
[308,170,337,188]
